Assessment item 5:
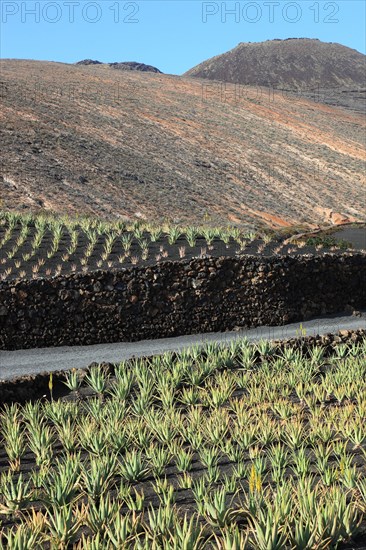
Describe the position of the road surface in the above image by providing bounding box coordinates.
[0,312,365,381]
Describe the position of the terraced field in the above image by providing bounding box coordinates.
[0,212,358,282]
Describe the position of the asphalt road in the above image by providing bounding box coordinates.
[1,312,365,381]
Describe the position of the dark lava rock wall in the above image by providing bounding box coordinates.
[0,254,365,350]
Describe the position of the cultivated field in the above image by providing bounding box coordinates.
[0,212,357,282]
[0,337,365,548]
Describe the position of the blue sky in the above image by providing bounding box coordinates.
[1,1,365,74]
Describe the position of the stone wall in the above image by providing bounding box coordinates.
[0,253,365,350]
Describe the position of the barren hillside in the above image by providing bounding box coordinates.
[0,59,365,227]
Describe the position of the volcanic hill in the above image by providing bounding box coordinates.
[185,39,366,112]
[185,38,365,88]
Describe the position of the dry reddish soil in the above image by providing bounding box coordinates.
[0,59,365,227]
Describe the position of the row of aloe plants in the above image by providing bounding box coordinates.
[1,211,353,281]
[0,211,260,280]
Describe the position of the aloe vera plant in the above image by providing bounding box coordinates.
[213,524,249,550]
[45,504,81,549]
[85,365,109,396]
[249,505,287,550]
[0,523,43,550]
[119,450,149,482]
[0,473,33,515]
[201,488,238,527]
